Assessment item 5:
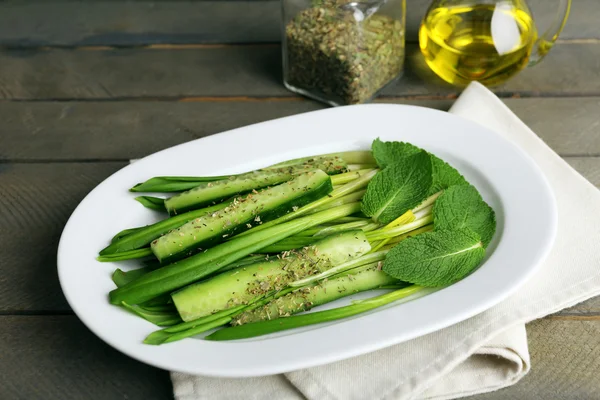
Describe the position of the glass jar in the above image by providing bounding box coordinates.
[282,0,406,106]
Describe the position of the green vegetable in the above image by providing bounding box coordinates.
[233,265,400,325]
[365,215,433,241]
[171,231,370,321]
[371,138,466,196]
[97,247,153,262]
[330,169,375,186]
[131,156,348,194]
[111,226,145,243]
[259,236,316,253]
[108,202,362,305]
[134,196,167,211]
[383,228,485,286]
[433,185,496,247]
[371,138,421,168]
[308,190,366,213]
[100,139,498,346]
[361,151,433,223]
[206,285,424,341]
[121,302,181,326]
[429,155,467,195]
[234,169,378,238]
[152,170,333,263]
[164,169,296,215]
[112,268,151,288]
[131,176,231,193]
[289,250,387,288]
[100,201,231,256]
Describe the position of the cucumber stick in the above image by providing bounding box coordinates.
[164,169,294,215]
[164,158,346,215]
[131,156,347,194]
[143,265,396,344]
[171,230,371,321]
[100,201,231,256]
[233,266,399,325]
[152,170,333,263]
[109,202,362,306]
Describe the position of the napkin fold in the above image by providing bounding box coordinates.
[171,82,600,400]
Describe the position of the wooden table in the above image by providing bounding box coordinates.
[2,1,599,399]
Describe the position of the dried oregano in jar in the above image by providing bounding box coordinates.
[283,0,405,106]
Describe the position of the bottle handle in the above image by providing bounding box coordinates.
[528,0,572,66]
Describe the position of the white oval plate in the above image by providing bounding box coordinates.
[58,104,557,377]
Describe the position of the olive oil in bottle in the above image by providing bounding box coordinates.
[419,3,537,87]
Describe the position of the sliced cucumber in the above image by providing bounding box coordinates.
[163,158,347,215]
[164,169,291,215]
[100,201,231,256]
[234,266,398,325]
[171,230,371,321]
[131,156,347,194]
[152,170,333,263]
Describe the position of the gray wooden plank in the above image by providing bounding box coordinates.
[2,97,600,161]
[0,162,127,312]
[0,315,172,400]
[0,0,592,46]
[1,316,598,400]
[0,42,598,100]
[469,319,600,399]
[1,157,599,312]
[0,2,280,47]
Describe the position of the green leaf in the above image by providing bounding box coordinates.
[112,267,151,288]
[370,139,466,196]
[121,302,181,327]
[383,228,485,286]
[371,138,422,169]
[429,155,467,195]
[130,176,229,193]
[361,151,433,224]
[433,185,496,247]
[134,196,166,211]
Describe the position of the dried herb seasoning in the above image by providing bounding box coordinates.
[284,1,405,105]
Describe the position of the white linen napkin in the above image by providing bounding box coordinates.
[170,82,600,400]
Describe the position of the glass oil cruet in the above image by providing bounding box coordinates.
[419,0,571,87]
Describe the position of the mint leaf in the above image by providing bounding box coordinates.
[383,228,485,287]
[372,138,422,169]
[433,185,496,247]
[429,155,467,195]
[361,151,433,224]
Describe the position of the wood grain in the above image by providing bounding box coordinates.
[2,97,600,161]
[0,158,598,312]
[470,319,600,400]
[0,315,172,400]
[0,162,127,312]
[0,0,593,47]
[0,42,598,100]
[1,316,598,400]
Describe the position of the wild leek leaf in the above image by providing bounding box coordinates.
[134,196,167,211]
[121,302,181,327]
[383,228,485,286]
[130,176,228,193]
[371,138,422,169]
[112,267,151,288]
[433,185,496,247]
[361,151,433,224]
[429,155,467,195]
